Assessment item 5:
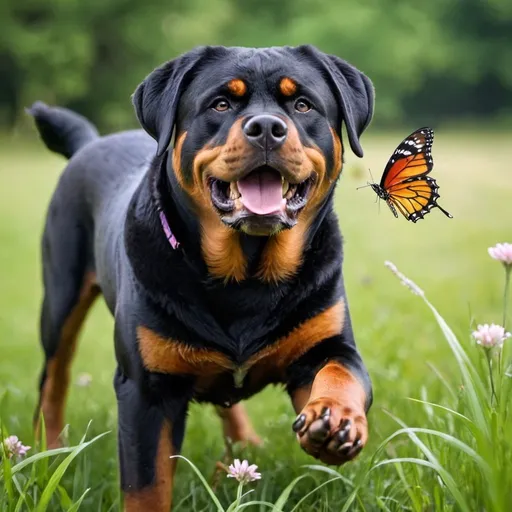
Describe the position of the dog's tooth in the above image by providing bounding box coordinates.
[282,180,290,197]
[285,184,297,200]
[230,182,241,199]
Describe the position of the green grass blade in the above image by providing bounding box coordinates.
[302,464,355,486]
[375,496,393,512]
[273,475,309,511]
[12,474,31,512]
[423,299,489,437]
[385,415,471,512]
[35,431,109,512]
[1,431,15,507]
[426,362,457,399]
[57,484,73,508]
[290,477,343,512]
[237,502,276,510]
[78,421,93,445]
[11,446,80,475]
[406,398,473,424]
[170,455,224,512]
[340,485,364,512]
[68,488,90,512]
[371,457,437,471]
[389,459,423,511]
[401,427,488,472]
[378,422,489,474]
[226,487,254,512]
[36,412,49,488]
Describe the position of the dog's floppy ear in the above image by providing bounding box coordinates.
[132,46,209,156]
[296,45,374,158]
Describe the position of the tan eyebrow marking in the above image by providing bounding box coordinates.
[227,79,247,97]
[279,77,297,96]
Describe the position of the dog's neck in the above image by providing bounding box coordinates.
[149,151,334,283]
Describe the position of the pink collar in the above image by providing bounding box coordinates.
[158,210,180,250]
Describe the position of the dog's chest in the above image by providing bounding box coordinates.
[137,324,294,394]
[137,300,344,403]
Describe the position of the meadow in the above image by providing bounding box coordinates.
[1,129,511,511]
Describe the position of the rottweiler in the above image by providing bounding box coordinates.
[29,45,374,510]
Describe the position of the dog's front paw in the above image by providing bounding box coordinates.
[292,397,367,465]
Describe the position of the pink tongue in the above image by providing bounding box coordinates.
[237,170,285,215]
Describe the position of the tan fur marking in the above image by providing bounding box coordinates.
[331,128,343,175]
[201,218,247,282]
[257,224,307,282]
[247,300,345,370]
[193,118,248,184]
[172,131,187,189]
[255,121,331,282]
[137,326,232,375]
[137,301,343,386]
[308,362,367,415]
[257,128,342,283]
[279,77,297,96]
[36,272,99,448]
[170,125,248,282]
[190,120,248,282]
[228,79,247,97]
[124,420,176,512]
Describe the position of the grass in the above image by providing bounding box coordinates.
[1,128,512,510]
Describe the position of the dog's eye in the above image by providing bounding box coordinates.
[294,98,313,113]
[211,98,231,112]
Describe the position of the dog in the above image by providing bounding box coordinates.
[29,45,374,511]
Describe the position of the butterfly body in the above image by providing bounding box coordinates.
[369,127,452,223]
[370,182,399,218]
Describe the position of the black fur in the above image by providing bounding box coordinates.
[30,45,374,498]
[27,101,99,158]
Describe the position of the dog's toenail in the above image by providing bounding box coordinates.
[292,414,306,432]
[338,442,352,456]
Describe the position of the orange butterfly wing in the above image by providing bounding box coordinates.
[381,128,433,189]
[376,128,452,223]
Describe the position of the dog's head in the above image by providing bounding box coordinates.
[133,45,373,237]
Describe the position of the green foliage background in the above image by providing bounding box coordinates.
[1,0,511,132]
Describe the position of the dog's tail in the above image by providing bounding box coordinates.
[26,101,99,159]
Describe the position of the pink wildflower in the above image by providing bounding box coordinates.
[472,323,511,349]
[227,459,261,483]
[3,435,31,459]
[488,243,512,267]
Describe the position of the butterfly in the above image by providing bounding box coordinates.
[368,127,452,223]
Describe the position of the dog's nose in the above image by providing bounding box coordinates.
[243,115,288,150]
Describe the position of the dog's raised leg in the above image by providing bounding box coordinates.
[290,361,369,465]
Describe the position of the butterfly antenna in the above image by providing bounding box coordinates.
[368,167,376,184]
[356,183,372,190]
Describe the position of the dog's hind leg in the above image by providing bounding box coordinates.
[34,208,99,448]
[215,404,262,446]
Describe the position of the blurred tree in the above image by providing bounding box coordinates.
[0,0,511,131]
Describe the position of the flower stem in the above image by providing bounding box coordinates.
[503,265,511,330]
[499,266,511,375]
[486,349,498,408]
[234,482,244,510]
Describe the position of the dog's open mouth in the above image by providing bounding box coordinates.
[209,166,314,215]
